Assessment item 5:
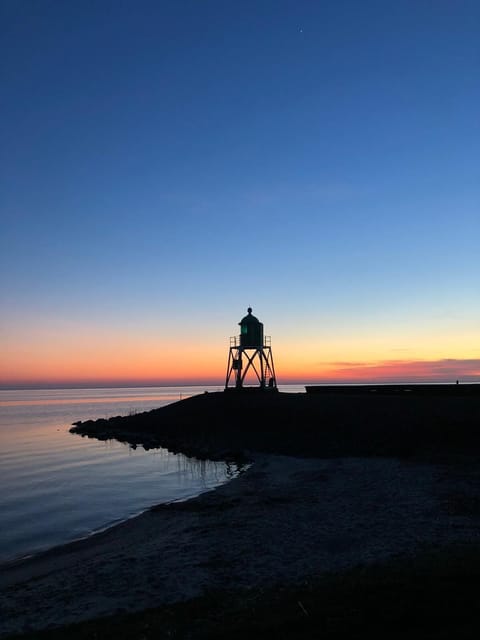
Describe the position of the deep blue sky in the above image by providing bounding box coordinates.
[1,0,479,385]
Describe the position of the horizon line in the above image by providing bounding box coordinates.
[2,378,480,392]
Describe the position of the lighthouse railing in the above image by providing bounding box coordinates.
[230,335,272,347]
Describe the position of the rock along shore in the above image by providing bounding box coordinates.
[70,389,480,461]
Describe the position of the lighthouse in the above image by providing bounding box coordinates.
[225,307,277,390]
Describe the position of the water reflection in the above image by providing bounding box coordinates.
[0,386,240,563]
[0,386,219,408]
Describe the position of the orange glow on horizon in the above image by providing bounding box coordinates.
[2,356,480,388]
[2,323,480,387]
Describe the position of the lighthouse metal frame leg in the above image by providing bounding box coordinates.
[262,345,277,388]
[225,346,239,389]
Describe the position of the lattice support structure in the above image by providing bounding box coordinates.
[225,338,277,390]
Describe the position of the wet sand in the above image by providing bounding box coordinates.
[2,452,480,637]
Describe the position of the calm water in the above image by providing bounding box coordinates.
[0,385,270,563]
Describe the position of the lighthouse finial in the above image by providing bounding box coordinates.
[247,307,252,314]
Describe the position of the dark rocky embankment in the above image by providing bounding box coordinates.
[70,389,480,461]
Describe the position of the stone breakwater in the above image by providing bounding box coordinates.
[70,389,480,461]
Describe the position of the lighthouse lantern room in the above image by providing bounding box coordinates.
[225,307,277,390]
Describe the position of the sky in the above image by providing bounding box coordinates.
[1,0,479,388]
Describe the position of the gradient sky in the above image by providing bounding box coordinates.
[1,0,479,387]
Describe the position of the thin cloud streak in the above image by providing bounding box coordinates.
[318,359,480,383]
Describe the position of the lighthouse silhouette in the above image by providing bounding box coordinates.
[225,307,277,390]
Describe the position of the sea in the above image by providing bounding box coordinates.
[0,384,305,563]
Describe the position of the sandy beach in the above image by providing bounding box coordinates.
[2,451,480,638]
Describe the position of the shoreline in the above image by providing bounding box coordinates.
[2,451,480,637]
[0,458,247,569]
[3,390,480,637]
